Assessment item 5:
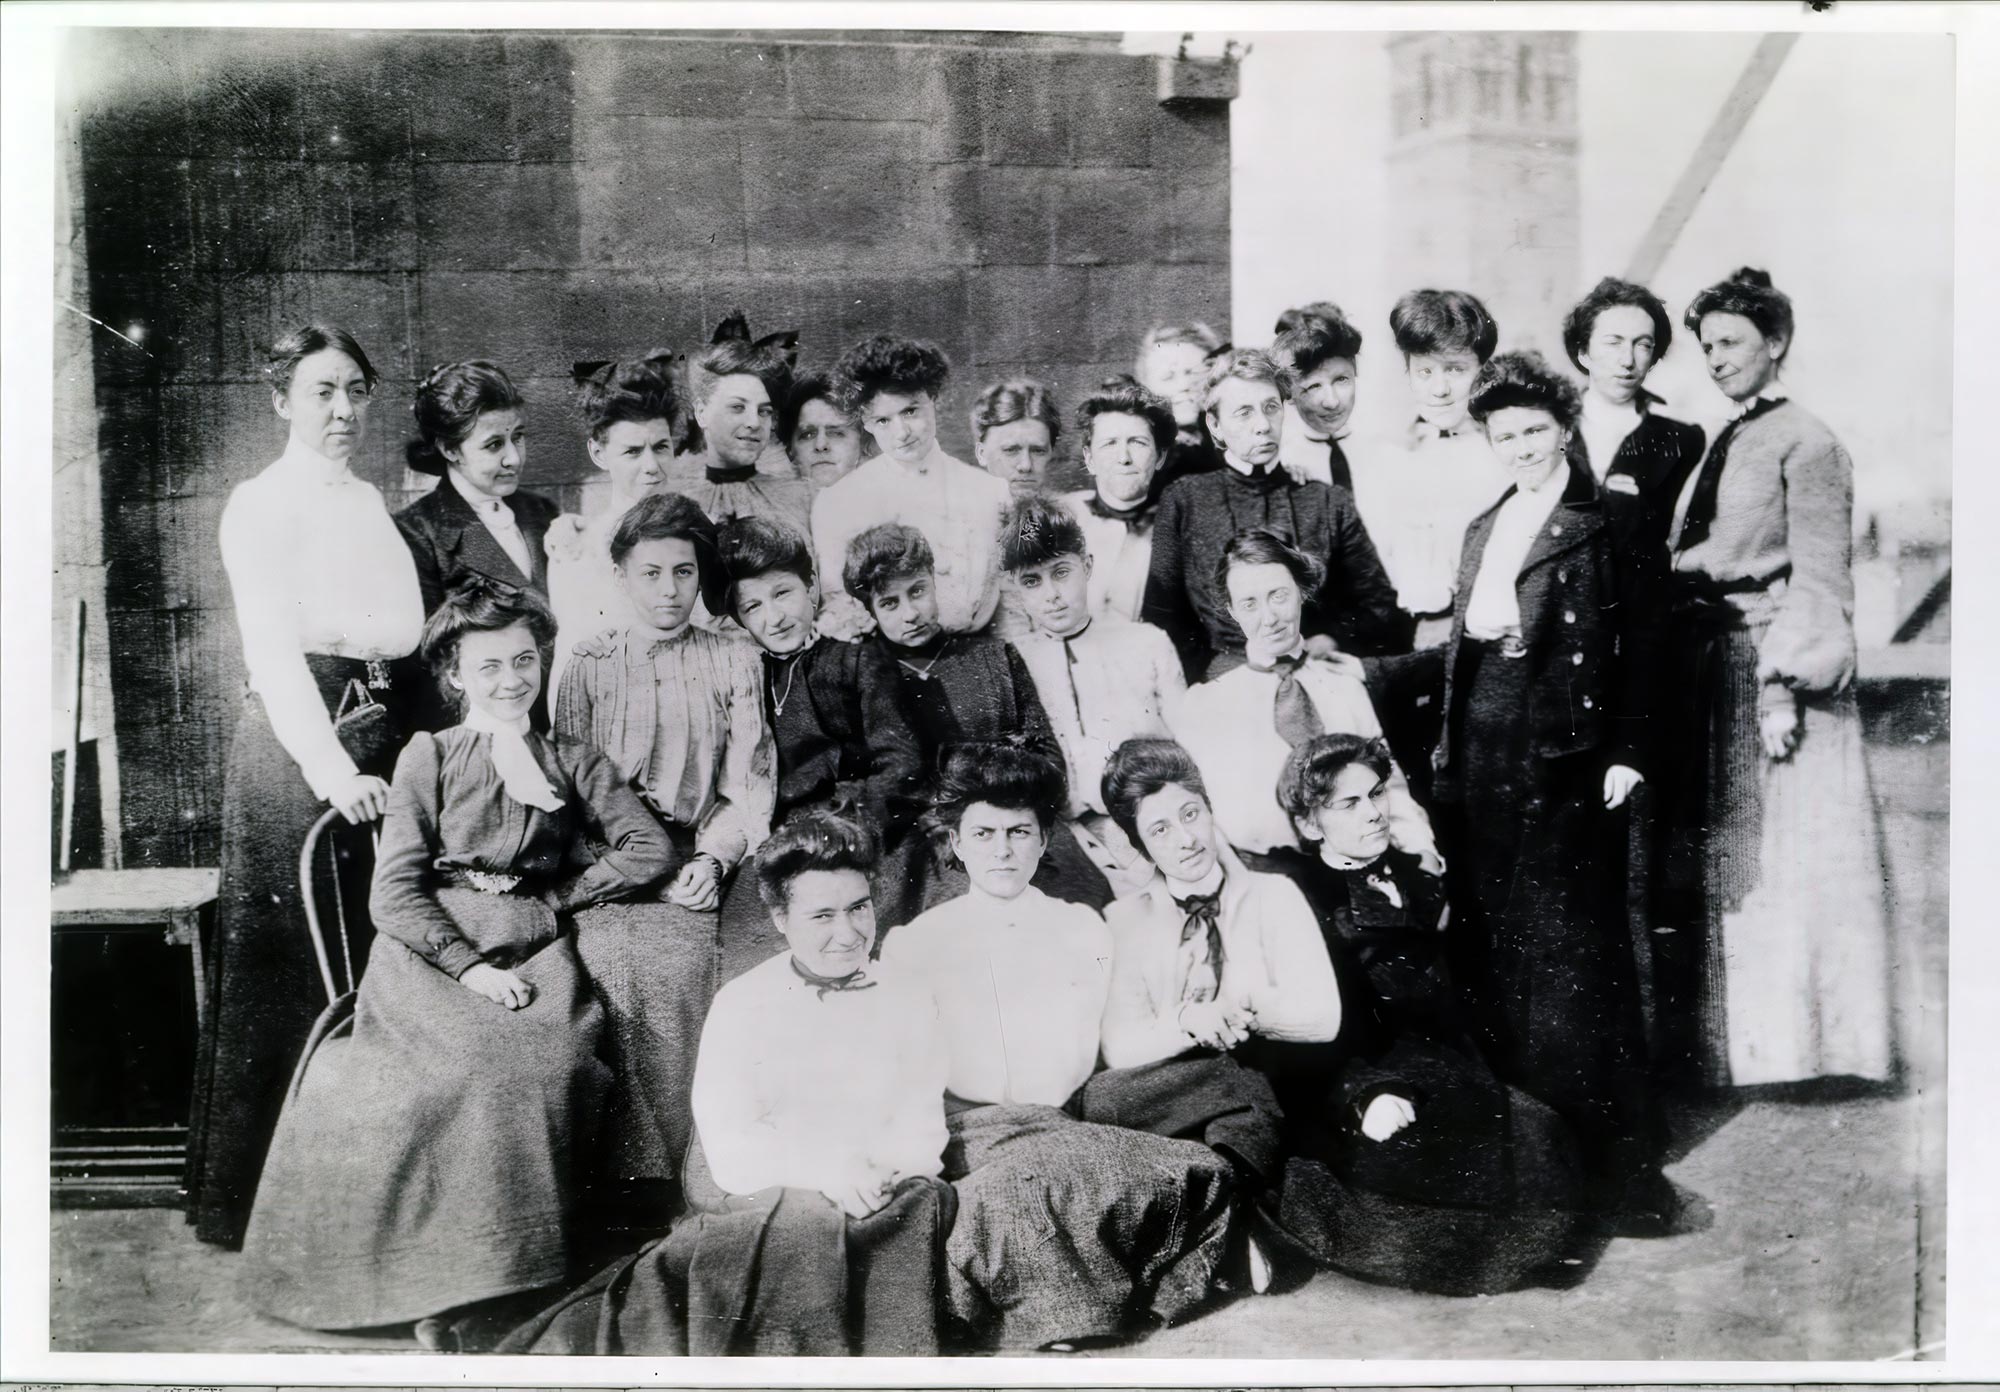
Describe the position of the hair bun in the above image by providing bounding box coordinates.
[1729,266,1774,289]
[406,437,446,470]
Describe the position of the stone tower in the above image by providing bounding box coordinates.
[1385,32,1580,357]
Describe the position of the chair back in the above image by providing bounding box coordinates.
[298,807,379,1004]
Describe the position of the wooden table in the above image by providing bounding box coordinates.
[51,868,220,1027]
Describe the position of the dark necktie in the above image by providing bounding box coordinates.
[1267,652,1324,749]
[1174,887,1226,1004]
[1084,493,1155,534]
[1326,436,1353,493]
[1675,396,1785,552]
[790,956,877,1000]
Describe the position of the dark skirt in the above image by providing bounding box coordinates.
[184,654,415,1248]
[238,891,610,1330]
[492,1140,955,1356]
[571,826,720,1196]
[1441,638,1657,1204]
[941,1100,1233,1350]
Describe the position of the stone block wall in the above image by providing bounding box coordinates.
[68,27,1233,866]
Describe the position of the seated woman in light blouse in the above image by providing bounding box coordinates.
[494,812,957,1357]
[555,492,776,1206]
[811,334,1012,638]
[546,353,685,698]
[190,323,426,1250]
[1173,528,1440,877]
[881,741,1235,1352]
[241,580,671,1338]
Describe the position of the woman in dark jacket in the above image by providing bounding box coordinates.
[1370,350,1674,1229]
[1560,277,1707,556]
[396,360,561,728]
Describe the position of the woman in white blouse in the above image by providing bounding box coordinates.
[187,324,426,1248]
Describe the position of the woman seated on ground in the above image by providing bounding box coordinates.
[844,521,1113,911]
[1174,528,1439,877]
[1262,733,1590,1294]
[1081,737,1341,1294]
[494,812,956,1357]
[880,741,1236,1352]
[711,514,928,970]
[239,580,672,1336]
[555,492,776,1211]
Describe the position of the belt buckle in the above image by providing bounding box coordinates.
[366,659,393,690]
[464,868,523,895]
[1498,636,1529,660]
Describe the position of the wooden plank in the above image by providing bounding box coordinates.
[51,867,220,923]
[1625,33,1799,286]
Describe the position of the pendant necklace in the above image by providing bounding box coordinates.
[899,636,954,681]
[771,655,802,717]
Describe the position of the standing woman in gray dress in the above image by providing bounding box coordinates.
[1666,268,1894,1089]
[187,324,427,1248]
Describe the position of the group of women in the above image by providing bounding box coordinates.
[180,263,1895,1354]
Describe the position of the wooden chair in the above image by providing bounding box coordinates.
[298,807,379,1004]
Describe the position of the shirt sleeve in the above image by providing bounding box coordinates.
[1320,493,1412,656]
[546,742,674,912]
[394,506,448,620]
[1099,906,1194,1070]
[367,734,488,980]
[1004,643,1063,768]
[875,989,951,1181]
[1146,624,1190,728]
[552,648,595,746]
[219,486,357,801]
[846,640,927,835]
[1240,877,1342,1042]
[696,640,777,871]
[1759,428,1859,694]
[691,986,784,1197]
[1141,488,1208,682]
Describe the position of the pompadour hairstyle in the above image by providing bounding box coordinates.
[1200,346,1292,416]
[690,336,794,413]
[406,360,526,475]
[1213,526,1325,606]
[971,378,1062,446]
[1388,288,1500,362]
[715,514,816,612]
[831,335,952,414]
[1684,266,1796,347]
[842,522,935,604]
[1075,374,1176,455]
[1274,309,1365,381]
[999,492,1089,573]
[927,737,1070,838]
[753,810,882,912]
[607,491,727,616]
[778,372,853,448]
[1561,277,1674,375]
[418,576,558,713]
[575,352,685,444]
[1276,732,1393,827]
[1135,320,1226,372]
[1100,737,1210,852]
[266,323,379,395]
[1466,350,1583,431]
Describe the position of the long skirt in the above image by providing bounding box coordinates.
[493,1141,954,1356]
[1440,639,1657,1206]
[942,1100,1233,1350]
[1674,622,1895,1086]
[571,827,720,1196]
[185,656,414,1248]
[239,894,609,1329]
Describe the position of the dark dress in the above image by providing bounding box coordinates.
[717,636,929,973]
[184,654,418,1248]
[1142,465,1407,681]
[1256,845,1589,1293]
[870,631,1115,913]
[394,481,561,730]
[1403,461,1669,1211]
[238,726,673,1329]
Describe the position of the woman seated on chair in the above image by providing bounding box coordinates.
[880,740,1234,1352]
[492,812,956,1357]
[239,579,672,1336]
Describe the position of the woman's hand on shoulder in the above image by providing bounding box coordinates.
[461,962,536,1010]
[1602,764,1645,809]
[544,514,590,565]
[815,592,877,644]
[1359,1092,1417,1142]
[330,773,392,825]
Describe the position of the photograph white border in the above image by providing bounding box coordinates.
[4,1,1994,1384]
